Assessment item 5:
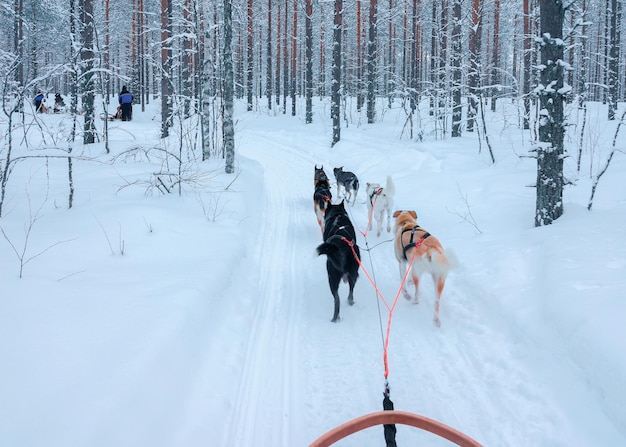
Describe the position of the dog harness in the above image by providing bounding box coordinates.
[369,187,383,206]
[401,225,431,260]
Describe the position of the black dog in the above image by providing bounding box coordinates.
[316,201,361,322]
[333,166,359,205]
[314,165,333,232]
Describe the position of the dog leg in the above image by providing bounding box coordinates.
[399,262,412,300]
[329,274,342,322]
[411,272,420,305]
[432,274,446,327]
[347,273,357,306]
[387,208,391,233]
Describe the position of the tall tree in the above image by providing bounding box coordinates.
[490,0,500,112]
[223,0,235,174]
[467,0,482,132]
[523,0,531,129]
[13,0,24,88]
[451,0,462,137]
[366,0,378,123]
[607,0,620,120]
[81,0,96,145]
[305,0,313,123]
[331,0,343,146]
[535,0,565,227]
[247,0,254,111]
[291,0,297,116]
[160,0,172,139]
[266,0,273,110]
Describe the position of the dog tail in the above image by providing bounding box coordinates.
[317,242,350,273]
[444,248,459,270]
[385,175,395,197]
[419,249,458,278]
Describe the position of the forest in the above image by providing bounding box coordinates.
[1,0,624,226]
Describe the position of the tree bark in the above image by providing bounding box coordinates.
[535,0,565,227]
[331,0,342,146]
[366,0,378,123]
[223,0,235,174]
[305,0,313,123]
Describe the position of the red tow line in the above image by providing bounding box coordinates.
[327,232,483,447]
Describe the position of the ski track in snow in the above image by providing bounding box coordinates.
[225,136,310,446]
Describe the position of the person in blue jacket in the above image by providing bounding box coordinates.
[33,91,46,113]
[118,86,134,121]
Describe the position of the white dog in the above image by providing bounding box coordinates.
[365,176,395,237]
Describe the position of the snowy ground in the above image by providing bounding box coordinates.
[1,97,625,446]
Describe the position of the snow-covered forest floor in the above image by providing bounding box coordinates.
[1,97,625,446]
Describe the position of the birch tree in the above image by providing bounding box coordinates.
[451,0,462,137]
[223,0,235,173]
[160,0,172,139]
[81,0,96,145]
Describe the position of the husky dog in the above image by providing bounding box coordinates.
[393,210,455,327]
[333,167,359,205]
[365,176,395,237]
[314,165,333,232]
[317,201,360,322]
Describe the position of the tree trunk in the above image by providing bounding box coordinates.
[14,0,24,88]
[366,0,377,123]
[451,0,462,137]
[266,0,273,110]
[467,0,481,133]
[535,0,565,227]
[291,0,297,116]
[247,0,254,111]
[223,0,235,174]
[523,0,531,129]
[81,0,96,146]
[607,0,619,120]
[283,0,288,114]
[331,0,342,146]
[160,0,172,139]
[276,1,281,106]
[490,0,500,112]
[305,0,313,123]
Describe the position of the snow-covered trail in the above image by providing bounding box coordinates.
[223,120,542,446]
[221,114,585,446]
[222,132,316,446]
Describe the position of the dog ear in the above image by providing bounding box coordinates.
[393,210,402,218]
[409,210,417,219]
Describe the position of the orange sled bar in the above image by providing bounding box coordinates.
[309,410,483,447]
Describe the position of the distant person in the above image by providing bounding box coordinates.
[53,92,65,113]
[118,86,134,121]
[33,91,45,113]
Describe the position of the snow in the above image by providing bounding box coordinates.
[1,98,625,446]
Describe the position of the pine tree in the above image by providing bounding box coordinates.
[535,0,565,227]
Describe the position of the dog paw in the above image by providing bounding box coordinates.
[331,316,341,323]
[433,316,441,327]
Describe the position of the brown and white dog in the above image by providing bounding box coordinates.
[393,210,454,327]
[365,176,395,237]
[314,165,333,232]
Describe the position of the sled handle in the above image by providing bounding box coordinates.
[309,410,483,447]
